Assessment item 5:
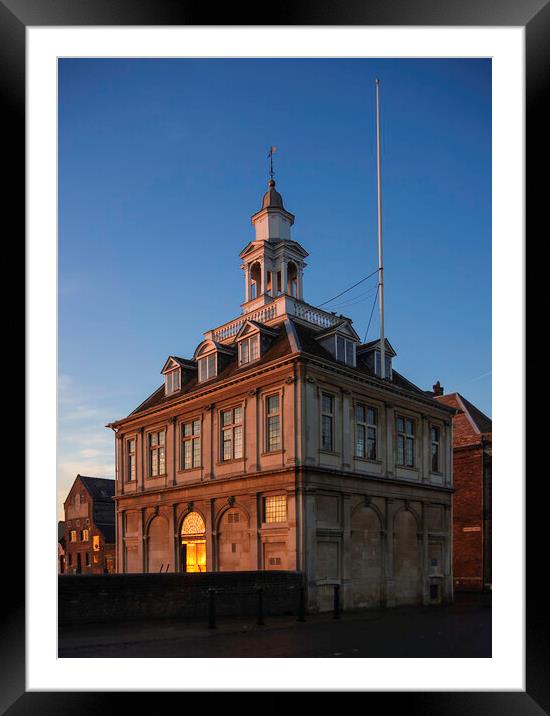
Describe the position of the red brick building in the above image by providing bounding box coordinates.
[432,386,492,591]
[63,475,116,574]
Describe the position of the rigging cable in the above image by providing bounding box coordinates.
[316,269,379,308]
[363,285,380,343]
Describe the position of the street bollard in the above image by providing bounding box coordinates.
[297,586,306,622]
[208,588,217,629]
[333,584,341,620]
[257,587,265,626]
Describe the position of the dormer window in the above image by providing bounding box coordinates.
[165,368,181,395]
[374,350,392,379]
[239,334,259,366]
[336,336,356,367]
[198,353,217,382]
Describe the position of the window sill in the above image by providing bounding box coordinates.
[319,449,340,456]
[261,449,284,457]
[146,474,168,480]
[177,467,202,475]
[396,465,418,472]
[216,458,245,467]
[354,456,382,464]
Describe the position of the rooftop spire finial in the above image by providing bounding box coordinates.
[267,146,277,181]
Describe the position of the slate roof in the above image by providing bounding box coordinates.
[115,318,451,423]
[79,475,115,500]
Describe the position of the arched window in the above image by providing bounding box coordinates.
[181,511,206,537]
[287,261,298,297]
[250,262,262,299]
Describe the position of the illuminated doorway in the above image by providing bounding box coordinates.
[180,511,206,573]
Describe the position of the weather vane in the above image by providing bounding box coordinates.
[267,146,277,180]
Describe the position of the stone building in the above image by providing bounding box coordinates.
[107,179,455,611]
[431,386,492,591]
[63,474,116,574]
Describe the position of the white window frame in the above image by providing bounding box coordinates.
[198,353,217,383]
[374,350,393,379]
[335,335,356,367]
[126,437,136,482]
[148,429,166,477]
[265,393,282,452]
[181,418,201,470]
[396,415,415,468]
[355,403,378,460]
[220,405,244,462]
[165,368,181,395]
[238,334,260,366]
[320,391,335,452]
[431,424,441,473]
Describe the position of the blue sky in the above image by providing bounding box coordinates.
[58,58,491,516]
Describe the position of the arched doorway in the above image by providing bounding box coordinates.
[147,515,169,573]
[218,507,251,571]
[180,512,206,573]
[393,509,422,605]
[250,262,262,300]
[351,505,383,608]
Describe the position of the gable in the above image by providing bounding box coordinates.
[315,319,361,343]
[161,357,181,374]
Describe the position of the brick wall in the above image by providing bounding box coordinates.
[453,445,484,590]
[59,570,303,625]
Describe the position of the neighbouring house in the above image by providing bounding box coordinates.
[431,383,492,591]
[107,177,455,612]
[63,475,116,574]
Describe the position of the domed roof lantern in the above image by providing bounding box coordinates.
[261,178,285,210]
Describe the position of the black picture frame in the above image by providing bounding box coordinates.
[8,0,543,710]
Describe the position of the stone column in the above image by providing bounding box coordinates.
[170,416,177,487]
[117,509,125,573]
[304,490,318,611]
[139,507,146,573]
[342,390,352,469]
[116,433,124,495]
[422,502,429,604]
[281,260,287,296]
[139,427,145,492]
[244,264,250,302]
[207,498,216,572]
[341,494,352,609]
[168,503,176,573]
[248,493,260,569]
[384,498,396,607]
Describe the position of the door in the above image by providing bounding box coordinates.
[181,540,206,572]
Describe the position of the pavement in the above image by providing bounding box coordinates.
[58,591,491,658]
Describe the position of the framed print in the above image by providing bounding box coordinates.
[7,0,545,710]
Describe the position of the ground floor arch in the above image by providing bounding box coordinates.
[393,509,422,605]
[147,515,170,573]
[351,505,384,608]
[180,511,207,573]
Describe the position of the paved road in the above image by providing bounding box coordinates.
[58,592,491,658]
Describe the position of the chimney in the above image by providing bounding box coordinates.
[432,381,444,396]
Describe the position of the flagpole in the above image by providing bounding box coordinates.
[376,79,386,379]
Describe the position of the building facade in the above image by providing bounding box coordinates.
[432,387,492,591]
[63,475,116,575]
[108,179,455,611]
